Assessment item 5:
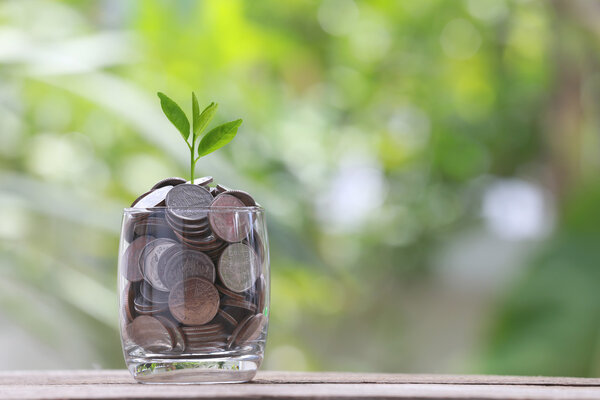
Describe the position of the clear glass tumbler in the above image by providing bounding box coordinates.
[117,205,269,383]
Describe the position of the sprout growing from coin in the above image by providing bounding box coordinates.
[157,92,242,184]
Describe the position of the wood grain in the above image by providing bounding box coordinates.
[0,370,599,399]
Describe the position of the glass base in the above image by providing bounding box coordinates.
[127,355,261,384]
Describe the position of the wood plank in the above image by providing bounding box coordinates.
[1,370,599,387]
[2,382,600,400]
[0,371,599,400]
[254,371,600,386]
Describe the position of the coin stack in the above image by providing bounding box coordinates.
[121,177,267,355]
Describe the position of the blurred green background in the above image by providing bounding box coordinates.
[1,0,599,376]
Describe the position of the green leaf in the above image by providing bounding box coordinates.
[194,101,218,138]
[157,92,190,141]
[197,119,242,158]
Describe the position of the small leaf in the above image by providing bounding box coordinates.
[194,101,218,139]
[158,92,190,141]
[197,119,242,158]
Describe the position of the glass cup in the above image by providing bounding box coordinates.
[117,205,269,383]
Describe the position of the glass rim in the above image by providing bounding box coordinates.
[123,205,265,213]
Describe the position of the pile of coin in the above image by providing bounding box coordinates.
[121,177,267,355]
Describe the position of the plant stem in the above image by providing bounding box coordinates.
[190,152,194,184]
[190,138,195,184]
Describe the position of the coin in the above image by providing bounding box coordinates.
[168,277,220,325]
[215,184,231,194]
[133,294,152,309]
[151,177,187,190]
[221,297,258,313]
[214,283,246,301]
[184,336,226,344]
[187,176,213,186]
[132,185,173,208]
[122,235,155,282]
[227,314,252,349]
[218,243,260,293]
[181,330,225,340]
[185,332,229,342]
[157,243,185,283]
[181,324,223,334]
[181,322,222,329]
[171,229,212,244]
[209,194,251,243]
[165,208,208,225]
[235,314,267,346]
[139,280,169,304]
[161,249,216,289]
[176,238,223,255]
[203,242,228,255]
[170,225,211,240]
[166,184,213,221]
[221,305,252,323]
[123,213,147,243]
[217,309,238,327]
[222,190,256,207]
[179,233,220,245]
[166,213,209,234]
[134,218,177,241]
[203,244,228,260]
[244,229,265,265]
[131,190,153,207]
[133,294,168,315]
[127,210,152,222]
[182,328,224,338]
[133,216,166,229]
[154,315,185,353]
[126,315,173,352]
[256,275,267,314]
[123,282,137,323]
[140,238,176,291]
[175,233,222,249]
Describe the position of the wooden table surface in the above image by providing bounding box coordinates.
[1,370,600,399]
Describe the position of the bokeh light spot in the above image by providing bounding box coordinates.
[466,0,509,23]
[482,179,554,240]
[440,18,482,60]
[118,154,173,195]
[317,0,359,36]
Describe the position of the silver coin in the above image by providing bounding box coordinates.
[162,249,216,288]
[166,184,214,221]
[126,316,173,352]
[132,185,173,208]
[218,243,261,293]
[141,238,176,291]
[215,184,231,194]
[140,280,169,304]
[154,315,186,353]
[186,176,213,186]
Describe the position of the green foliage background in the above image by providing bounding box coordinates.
[0,0,599,375]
